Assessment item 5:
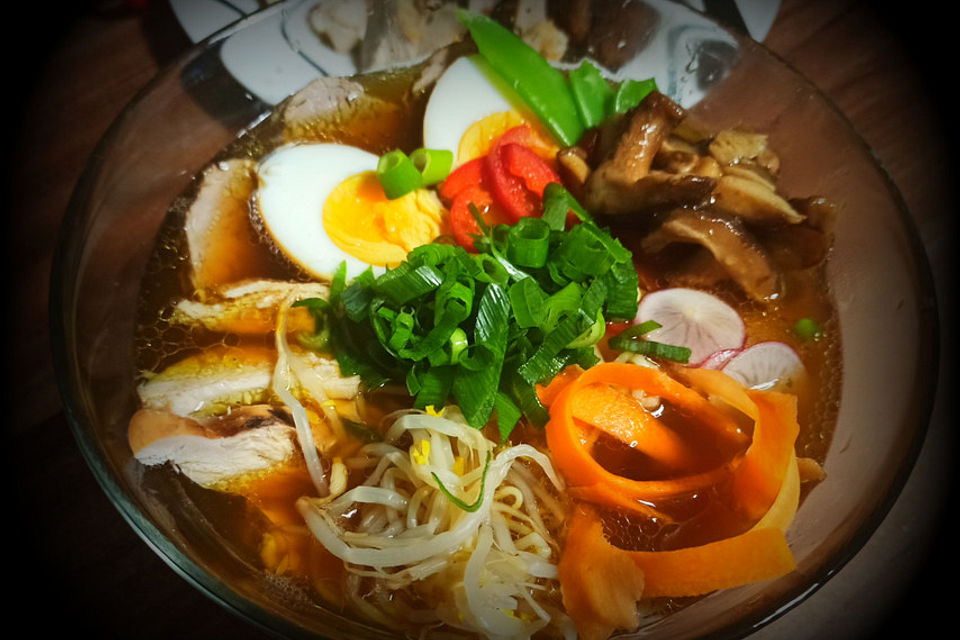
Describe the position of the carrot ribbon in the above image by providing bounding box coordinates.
[542,362,749,519]
[547,361,802,633]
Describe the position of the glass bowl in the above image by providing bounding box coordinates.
[49,2,939,639]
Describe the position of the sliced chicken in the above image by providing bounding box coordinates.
[128,405,299,488]
[282,76,375,134]
[171,278,330,336]
[136,344,359,419]
[184,158,277,295]
[137,345,275,418]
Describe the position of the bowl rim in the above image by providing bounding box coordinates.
[47,5,331,638]
[47,2,942,638]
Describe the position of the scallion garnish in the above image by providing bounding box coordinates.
[613,339,692,363]
[305,183,638,437]
[506,217,551,268]
[410,147,453,185]
[608,320,693,363]
[377,149,424,199]
[432,451,492,512]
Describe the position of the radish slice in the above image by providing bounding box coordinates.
[636,288,746,366]
[721,341,806,391]
[700,348,741,370]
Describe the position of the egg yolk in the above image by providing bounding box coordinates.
[323,171,446,267]
[457,111,560,165]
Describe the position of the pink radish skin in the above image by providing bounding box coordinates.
[636,288,746,366]
[721,341,806,391]
[699,348,741,370]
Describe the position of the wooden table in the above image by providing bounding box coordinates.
[8,0,953,637]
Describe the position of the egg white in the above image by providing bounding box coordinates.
[255,142,382,281]
[422,54,533,165]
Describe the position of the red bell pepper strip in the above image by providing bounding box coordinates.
[449,185,494,252]
[503,143,560,196]
[485,127,561,221]
[486,143,538,221]
[440,157,487,202]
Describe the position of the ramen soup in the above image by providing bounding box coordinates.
[128,10,840,640]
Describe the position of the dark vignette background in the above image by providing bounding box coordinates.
[5,1,955,638]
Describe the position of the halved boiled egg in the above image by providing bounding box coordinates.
[422,54,559,167]
[255,143,447,281]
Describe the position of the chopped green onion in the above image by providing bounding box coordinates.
[340,268,377,321]
[613,320,661,340]
[297,328,330,352]
[342,418,383,443]
[505,370,550,429]
[542,182,592,230]
[447,327,469,363]
[617,339,691,363]
[567,345,601,370]
[292,296,331,315]
[408,242,458,266]
[472,253,510,286]
[413,365,456,410]
[506,217,551,268]
[550,222,622,281]
[374,262,444,305]
[323,187,638,433]
[518,314,583,384]
[567,309,605,348]
[600,260,640,320]
[508,278,548,328]
[385,308,416,352]
[293,297,332,351]
[410,147,453,185]
[542,282,583,333]
[377,149,423,199]
[451,282,511,428]
[493,392,522,443]
[432,451,491,512]
[329,261,348,305]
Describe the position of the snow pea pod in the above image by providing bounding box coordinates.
[456,8,584,147]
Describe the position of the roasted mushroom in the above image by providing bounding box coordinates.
[641,208,781,301]
[582,92,718,215]
[711,174,805,225]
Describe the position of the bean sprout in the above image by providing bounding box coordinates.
[296,408,567,639]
